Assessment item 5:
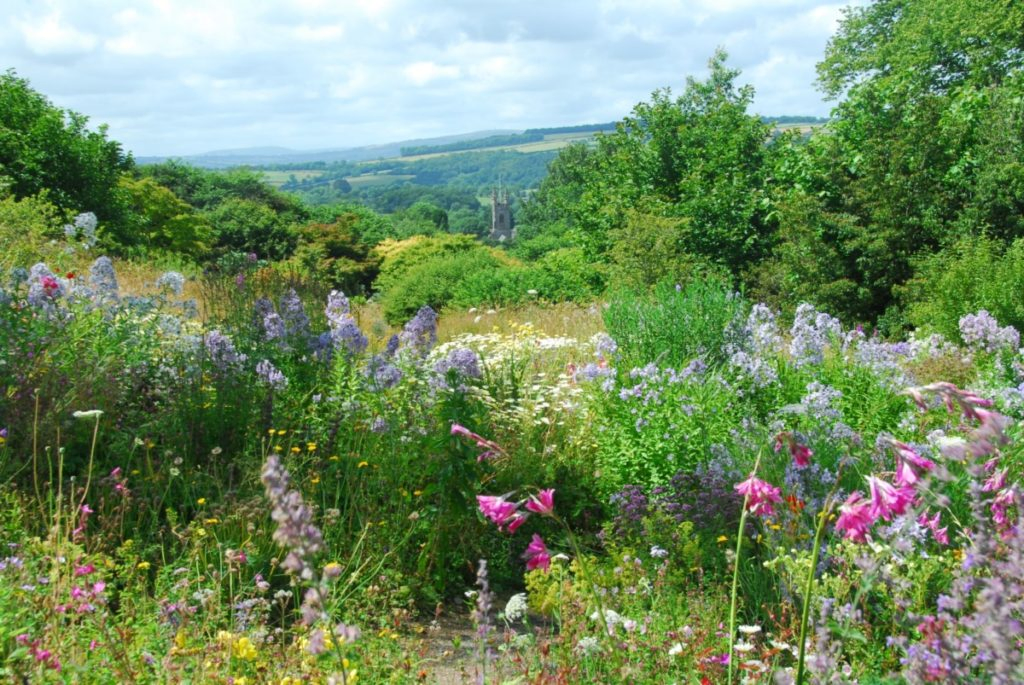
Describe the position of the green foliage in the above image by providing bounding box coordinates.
[524,51,773,277]
[118,176,212,258]
[207,197,298,260]
[291,219,380,294]
[603,278,745,370]
[0,193,64,269]
[379,248,506,324]
[0,70,134,235]
[901,235,1024,338]
[372,233,483,295]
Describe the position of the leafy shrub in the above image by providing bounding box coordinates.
[902,234,1024,339]
[379,249,507,324]
[290,220,380,294]
[207,197,298,260]
[0,193,64,269]
[603,278,745,370]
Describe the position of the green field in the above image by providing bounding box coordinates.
[261,169,325,187]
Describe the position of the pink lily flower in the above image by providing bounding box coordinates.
[866,475,914,521]
[522,534,551,572]
[734,475,782,517]
[835,492,874,542]
[526,489,556,517]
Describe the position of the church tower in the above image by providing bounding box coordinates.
[489,187,514,242]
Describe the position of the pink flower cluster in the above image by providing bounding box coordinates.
[451,423,505,462]
[734,476,782,517]
[16,634,61,671]
[476,488,556,571]
[774,431,813,468]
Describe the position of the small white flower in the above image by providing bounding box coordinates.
[733,640,755,653]
[73,410,104,419]
[504,593,528,623]
[668,642,684,656]
[738,625,762,635]
[576,636,600,656]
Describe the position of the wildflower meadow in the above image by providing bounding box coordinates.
[1,238,1023,684]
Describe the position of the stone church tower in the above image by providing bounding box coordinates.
[489,187,514,242]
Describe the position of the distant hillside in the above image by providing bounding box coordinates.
[137,116,827,170]
[136,130,517,169]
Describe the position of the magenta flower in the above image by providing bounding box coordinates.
[917,512,949,546]
[835,492,874,542]
[791,443,813,468]
[451,423,505,461]
[477,495,519,530]
[734,475,782,517]
[982,468,1008,493]
[526,489,556,517]
[505,514,527,534]
[866,475,914,521]
[890,441,934,487]
[522,534,551,572]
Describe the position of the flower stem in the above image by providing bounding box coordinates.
[795,494,832,685]
[728,450,762,685]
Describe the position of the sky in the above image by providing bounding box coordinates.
[1,0,861,157]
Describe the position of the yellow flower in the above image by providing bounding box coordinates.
[306,442,317,451]
[274,445,283,452]
[195,528,207,537]
[310,475,320,485]
[137,561,151,570]
[197,498,207,506]
[328,455,340,462]
[232,636,258,661]
[276,429,287,436]
[357,461,369,468]
[717,535,728,543]
[204,518,219,525]
[290,446,301,454]
[130,469,141,476]
[174,629,187,650]
[268,428,276,435]
[413,490,422,497]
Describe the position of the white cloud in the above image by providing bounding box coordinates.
[404,61,462,86]
[0,0,849,155]
[18,10,98,56]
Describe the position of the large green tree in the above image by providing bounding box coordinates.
[523,50,774,280]
[0,71,133,234]
[767,0,1024,323]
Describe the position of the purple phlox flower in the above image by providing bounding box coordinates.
[280,289,310,339]
[256,359,288,391]
[365,355,402,389]
[88,256,119,300]
[261,454,324,593]
[399,305,438,354]
[959,310,1020,354]
[324,290,350,327]
[203,330,248,372]
[789,303,842,366]
[434,348,482,390]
